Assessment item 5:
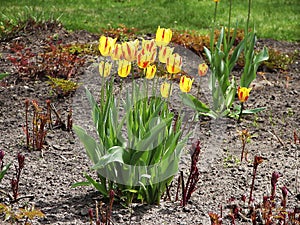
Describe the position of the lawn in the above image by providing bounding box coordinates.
[0,0,299,41]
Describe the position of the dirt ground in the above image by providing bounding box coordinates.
[0,21,299,224]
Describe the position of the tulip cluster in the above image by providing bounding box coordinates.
[98,27,173,80]
[97,27,209,99]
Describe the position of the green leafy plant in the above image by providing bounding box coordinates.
[0,150,11,183]
[73,27,191,205]
[180,1,244,119]
[240,31,269,88]
[263,48,297,71]
[180,0,268,120]
[0,73,9,81]
[73,78,188,205]
[47,76,81,97]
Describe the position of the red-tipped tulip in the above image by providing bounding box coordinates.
[98,36,117,57]
[179,75,194,93]
[166,53,182,74]
[145,65,156,79]
[198,63,208,76]
[118,59,131,78]
[160,82,172,98]
[155,26,172,47]
[99,61,112,78]
[238,86,252,103]
[122,39,139,62]
[158,46,174,64]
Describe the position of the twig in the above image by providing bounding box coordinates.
[50,103,66,129]
[268,129,285,147]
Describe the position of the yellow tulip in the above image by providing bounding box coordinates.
[158,46,174,64]
[137,50,152,69]
[166,53,182,74]
[198,63,208,76]
[155,26,172,47]
[118,60,131,78]
[122,39,139,62]
[142,39,157,54]
[213,0,220,2]
[179,75,194,93]
[238,87,252,103]
[145,65,156,79]
[99,61,112,78]
[160,82,172,98]
[98,36,117,57]
[111,43,123,60]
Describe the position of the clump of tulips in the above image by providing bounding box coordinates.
[179,0,268,121]
[73,26,196,205]
[96,26,197,99]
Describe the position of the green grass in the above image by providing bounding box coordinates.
[0,0,299,41]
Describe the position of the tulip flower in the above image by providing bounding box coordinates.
[142,39,157,54]
[111,43,123,60]
[99,61,112,78]
[122,39,139,62]
[145,65,156,79]
[155,26,172,47]
[139,39,157,64]
[137,50,153,69]
[118,59,131,78]
[213,0,220,2]
[160,82,172,98]
[166,53,182,74]
[237,86,252,103]
[198,63,208,76]
[158,46,174,63]
[98,36,117,57]
[179,75,194,93]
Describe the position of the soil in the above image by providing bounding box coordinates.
[0,21,299,225]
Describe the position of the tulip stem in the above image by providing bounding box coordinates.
[238,102,244,122]
[197,80,201,99]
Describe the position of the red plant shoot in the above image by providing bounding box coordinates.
[181,140,201,206]
[248,156,264,205]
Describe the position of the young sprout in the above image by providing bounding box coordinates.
[238,129,251,162]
